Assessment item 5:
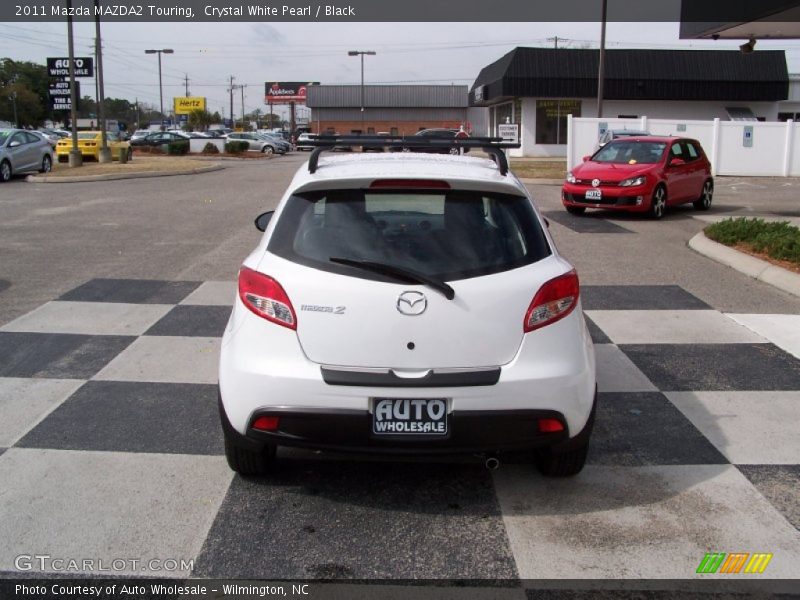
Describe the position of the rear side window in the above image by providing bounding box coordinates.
[269,189,551,281]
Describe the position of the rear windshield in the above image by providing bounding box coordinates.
[593,140,666,164]
[268,189,551,281]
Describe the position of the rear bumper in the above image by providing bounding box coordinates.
[221,396,576,454]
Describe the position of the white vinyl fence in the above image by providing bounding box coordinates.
[567,116,800,177]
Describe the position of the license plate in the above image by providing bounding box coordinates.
[585,189,602,200]
[372,398,448,436]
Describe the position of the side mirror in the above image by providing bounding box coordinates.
[254,211,275,232]
[669,157,685,167]
[8,141,21,148]
[582,155,591,162]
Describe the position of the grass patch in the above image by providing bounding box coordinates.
[705,218,800,265]
[509,160,566,180]
[47,156,208,177]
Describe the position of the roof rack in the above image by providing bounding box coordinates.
[305,135,520,176]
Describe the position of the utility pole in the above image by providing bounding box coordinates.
[66,0,82,167]
[135,97,140,129]
[9,91,18,128]
[228,75,235,127]
[597,0,608,119]
[94,0,110,162]
[184,74,189,96]
[240,84,246,128]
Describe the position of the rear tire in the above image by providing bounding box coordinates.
[219,391,276,476]
[535,394,595,477]
[693,179,713,211]
[224,436,276,476]
[566,206,586,215]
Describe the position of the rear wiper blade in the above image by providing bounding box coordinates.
[329,257,455,300]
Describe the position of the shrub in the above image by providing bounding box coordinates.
[705,217,800,265]
[166,140,189,155]
[201,142,220,154]
[225,141,249,154]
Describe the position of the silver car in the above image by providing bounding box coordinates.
[0,129,55,182]
[225,132,280,154]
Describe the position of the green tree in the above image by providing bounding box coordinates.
[187,108,213,131]
[0,58,49,126]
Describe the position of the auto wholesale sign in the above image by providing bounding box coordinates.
[49,80,79,110]
[47,57,94,78]
[264,81,318,104]
[173,96,207,115]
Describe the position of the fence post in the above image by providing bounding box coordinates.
[783,119,793,177]
[711,118,721,176]
[566,113,574,169]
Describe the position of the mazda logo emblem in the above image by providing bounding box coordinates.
[397,291,427,316]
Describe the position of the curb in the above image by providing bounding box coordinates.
[688,231,800,298]
[27,163,224,183]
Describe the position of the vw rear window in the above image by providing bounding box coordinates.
[268,189,551,281]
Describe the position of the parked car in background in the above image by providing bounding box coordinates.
[257,133,291,153]
[218,136,596,478]
[56,131,132,162]
[0,128,54,181]
[31,130,58,149]
[391,128,470,154]
[296,132,315,151]
[130,129,154,142]
[597,129,650,149]
[226,132,283,154]
[562,136,713,219]
[129,131,189,148]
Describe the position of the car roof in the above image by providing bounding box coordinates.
[289,153,526,195]
[606,135,688,143]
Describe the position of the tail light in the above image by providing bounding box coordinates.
[538,418,565,433]
[252,415,280,431]
[524,270,579,333]
[238,266,297,330]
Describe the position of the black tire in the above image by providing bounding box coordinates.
[39,155,52,173]
[535,393,596,477]
[224,436,276,476]
[693,179,713,211]
[219,391,276,476]
[566,206,586,215]
[648,184,667,220]
[262,145,274,155]
[0,160,11,182]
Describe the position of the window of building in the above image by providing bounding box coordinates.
[367,127,375,134]
[495,103,513,133]
[535,100,580,144]
[390,127,398,136]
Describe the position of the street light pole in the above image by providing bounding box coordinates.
[9,91,18,128]
[145,48,173,130]
[348,50,376,133]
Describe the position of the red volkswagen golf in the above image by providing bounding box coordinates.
[562,136,714,219]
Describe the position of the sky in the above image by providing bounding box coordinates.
[3,20,800,123]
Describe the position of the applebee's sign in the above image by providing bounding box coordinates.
[264,81,318,104]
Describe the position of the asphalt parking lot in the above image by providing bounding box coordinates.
[0,154,798,592]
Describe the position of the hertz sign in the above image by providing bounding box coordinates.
[173,97,206,115]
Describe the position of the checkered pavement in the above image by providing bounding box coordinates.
[0,279,798,582]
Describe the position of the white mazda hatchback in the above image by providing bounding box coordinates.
[219,137,596,477]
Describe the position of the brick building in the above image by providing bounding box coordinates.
[306,85,470,135]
